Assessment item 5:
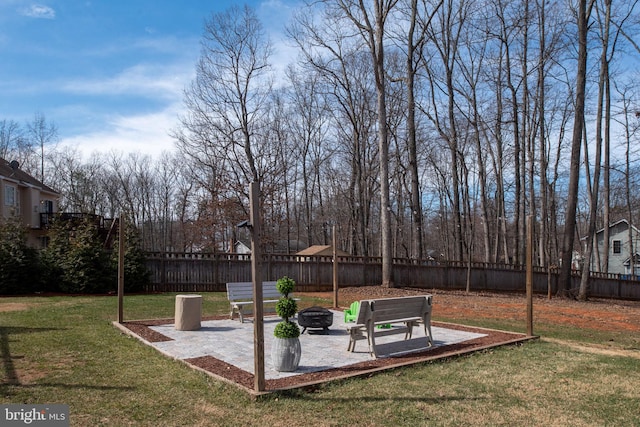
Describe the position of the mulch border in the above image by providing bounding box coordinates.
[113,316,535,396]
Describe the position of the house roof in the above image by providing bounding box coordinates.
[234,238,251,249]
[623,253,640,266]
[0,157,59,195]
[295,245,350,257]
[594,219,640,236]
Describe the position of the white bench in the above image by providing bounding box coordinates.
[226,281,299,323]
[346,295,433,358]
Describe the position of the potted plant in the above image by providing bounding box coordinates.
[271,276,301,372]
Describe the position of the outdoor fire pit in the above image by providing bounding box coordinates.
[297,306,333,334]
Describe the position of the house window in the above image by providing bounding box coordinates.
[613,240,622,254]
[4,185,16,206]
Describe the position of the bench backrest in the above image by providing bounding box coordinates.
[226,281,280,301]
[369,295,432,323]
[353,299,373,325]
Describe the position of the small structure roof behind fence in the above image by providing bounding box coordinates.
[295,245,350,257]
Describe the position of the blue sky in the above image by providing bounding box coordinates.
[0,1,298,159]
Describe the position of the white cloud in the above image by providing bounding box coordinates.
[57,106,181,161]
[61,63,191,100]
[20,4,55,19]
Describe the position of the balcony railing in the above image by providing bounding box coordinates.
[39,212,114,230]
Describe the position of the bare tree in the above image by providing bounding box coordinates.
[455,4,491,263]
[601,0,639,273]
[578,0,618,300]
[559,0,592,295]
[48,148,106,214]
[422,0,469,262]
[392,0,442,259]
[27,112,57,183]
[12,0,639,277]
[172,5,280,252]
[288,5,379,257]
[613,80,640,277]
[0,119,39,175]
[0,120,25,161]
[179,5,273,185]
[324,0,398,286]
[286,66,332,246]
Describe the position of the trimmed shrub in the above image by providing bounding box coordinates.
[273,276,300,338]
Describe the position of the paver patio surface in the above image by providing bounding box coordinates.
[147,311,487,380]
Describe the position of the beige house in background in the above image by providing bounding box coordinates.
[0,157,59,247]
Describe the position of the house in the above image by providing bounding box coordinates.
[0,158,60,248]
[590,219,640,275]
[233,238,251,255]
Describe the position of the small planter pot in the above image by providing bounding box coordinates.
[271,337,302,372]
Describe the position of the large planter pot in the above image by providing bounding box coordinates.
[271,337,302,372]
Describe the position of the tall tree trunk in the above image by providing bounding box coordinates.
[536,0,555,297]
[617,85,636,276]
[406,0,424,260]
[447,75,463,262]
[374,0,394,286]
[578,0,610,300]
[336,0,398,284]
[502,8,522,265]
[559,0,589,295]
[493,45,509,264]
[522,0,532,268]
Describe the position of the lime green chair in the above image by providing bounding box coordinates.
[344,301,360,323]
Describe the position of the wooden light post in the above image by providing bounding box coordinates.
[333,224,339,309]
[526,215,534,337]
[117,216,125,323]
[248,182,265,392]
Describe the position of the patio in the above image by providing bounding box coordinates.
[115,309,531,394]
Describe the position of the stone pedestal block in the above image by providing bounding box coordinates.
[175,294,202,331]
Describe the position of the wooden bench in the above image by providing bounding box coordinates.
[226,281,299,323]
[346,295,433,358]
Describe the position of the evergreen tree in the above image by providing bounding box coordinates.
[111,221,150,293]
[42,217,114,293]
[0,219,39,294]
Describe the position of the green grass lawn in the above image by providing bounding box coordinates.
[1,293,639,426]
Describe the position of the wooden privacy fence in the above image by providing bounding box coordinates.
[144,252,640,300]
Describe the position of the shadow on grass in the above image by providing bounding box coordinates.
[1,326,136,398]
[1,382,135,391]
[1,326,65,386]
[270,389,487,404]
